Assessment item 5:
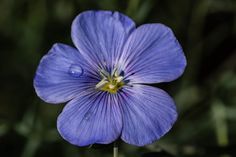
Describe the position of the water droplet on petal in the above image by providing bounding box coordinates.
[69,64,83,78]
[84,112,93,121]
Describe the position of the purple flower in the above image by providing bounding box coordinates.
[34,10,186,146]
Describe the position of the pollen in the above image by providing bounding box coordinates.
[95,69,125,94]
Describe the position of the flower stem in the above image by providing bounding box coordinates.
[113,142,118,157]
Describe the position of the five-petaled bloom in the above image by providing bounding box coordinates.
[34,10,186,146]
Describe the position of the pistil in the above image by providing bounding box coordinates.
[95,69,125,94]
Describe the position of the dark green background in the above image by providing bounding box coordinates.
[0,0,235,157]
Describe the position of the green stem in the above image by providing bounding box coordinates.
[113,142,118,157]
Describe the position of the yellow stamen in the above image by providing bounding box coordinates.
[96,69,124,94]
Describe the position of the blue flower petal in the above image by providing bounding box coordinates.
[34,43,98,104]
[57,92,122,146]
[71,10,135,71]
[120,24,186,83]
[120,85,177,146]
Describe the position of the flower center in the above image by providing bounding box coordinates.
[95,69,124,94]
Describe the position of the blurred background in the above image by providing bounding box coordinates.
[0,0,236,157]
